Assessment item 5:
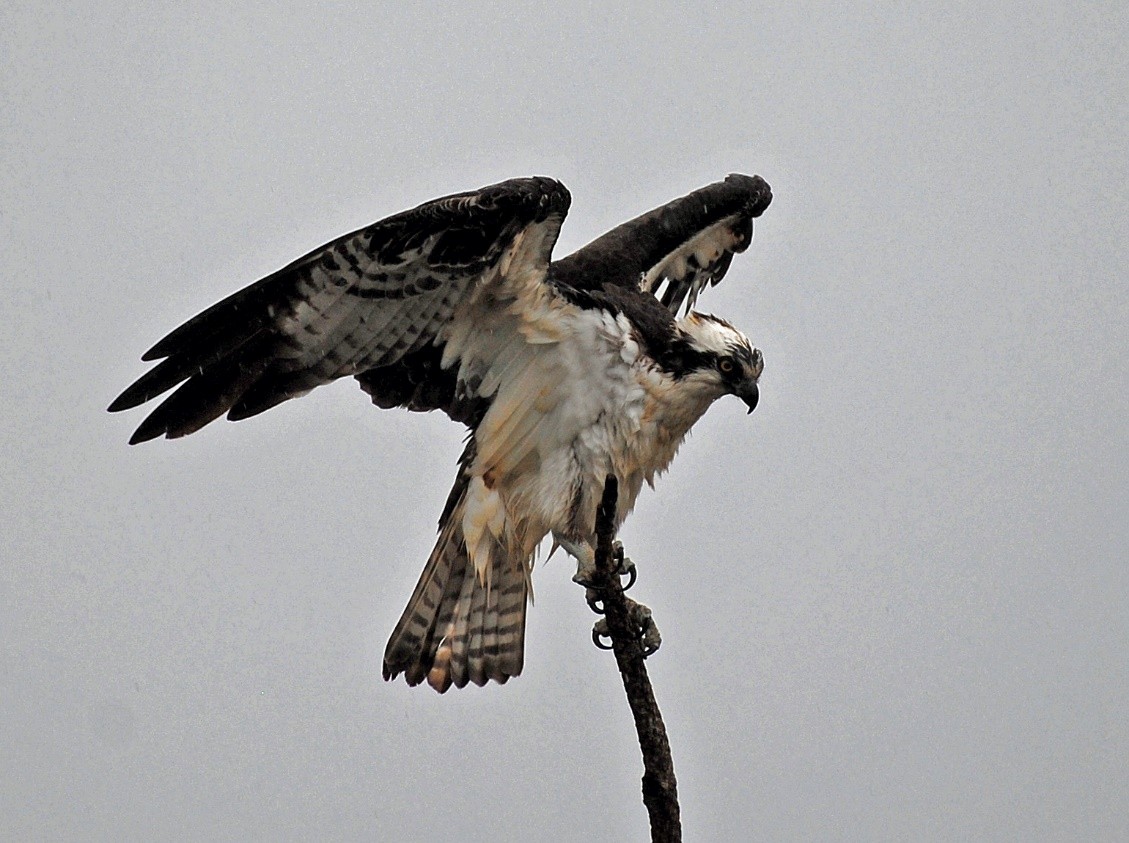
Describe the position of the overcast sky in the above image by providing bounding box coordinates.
[3,3,1127,840]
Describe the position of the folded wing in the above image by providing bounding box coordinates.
[109,177,571,443]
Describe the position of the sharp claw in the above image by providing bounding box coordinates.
[592,619,614,650]
[640,620,662,657]
[628,601,662,657]
[581,539,656,653]
[588,599,663,656]
[612,540,637,590]
[620,562,637,592]
[585,587,605,615]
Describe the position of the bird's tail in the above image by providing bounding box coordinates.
[382,485,529,692]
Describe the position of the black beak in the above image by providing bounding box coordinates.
[736,380,759,414]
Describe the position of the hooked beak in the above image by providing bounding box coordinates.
[735,379,760,414]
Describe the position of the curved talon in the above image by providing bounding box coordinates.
[619,564,637,592]
[626,600,662,657]
[590,600,663,656]
[592,619,614,650]
[585,587,605,615]
[611,541,636,591]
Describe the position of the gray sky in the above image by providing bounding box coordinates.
[3,2,1127,840]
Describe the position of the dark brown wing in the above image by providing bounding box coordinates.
[109,177,571,443]
[550,173,771,313]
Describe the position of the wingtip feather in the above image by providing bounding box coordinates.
[107,393,135,414]
[127,420,166,445]
[724,173,773,217]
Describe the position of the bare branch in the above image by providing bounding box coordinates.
[589,475,681,842]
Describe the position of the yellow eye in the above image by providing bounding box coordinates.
[719,359,735,374]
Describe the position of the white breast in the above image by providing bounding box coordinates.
[451,280,718,578]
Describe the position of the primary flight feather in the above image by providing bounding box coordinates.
[111,174,773,692]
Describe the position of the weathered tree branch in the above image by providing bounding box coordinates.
[589,475,681,842]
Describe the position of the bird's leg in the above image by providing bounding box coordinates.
[556,536,610,615]
[556,535,635,590]
[628,600,661,656]
[555,535,598,586]
[610,540,637,591]
[592,599,662,657]
[558,532,656,652]
[560,481,664,657]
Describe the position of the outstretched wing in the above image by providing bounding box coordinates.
[109,177,571,443]
[550,173,771,314]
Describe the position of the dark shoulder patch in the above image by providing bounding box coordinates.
[552,276,672,346]
[549,273,710,377]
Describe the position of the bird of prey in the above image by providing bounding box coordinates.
[110,174,773,692]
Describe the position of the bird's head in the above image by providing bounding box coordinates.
[674,312,763,413]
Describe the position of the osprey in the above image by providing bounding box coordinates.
[110,174,773,692]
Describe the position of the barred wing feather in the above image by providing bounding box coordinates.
[109,177,571,443]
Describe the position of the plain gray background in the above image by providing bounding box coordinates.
[3,3,1126,840]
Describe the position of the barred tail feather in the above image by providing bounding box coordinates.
[382,489,529,692]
